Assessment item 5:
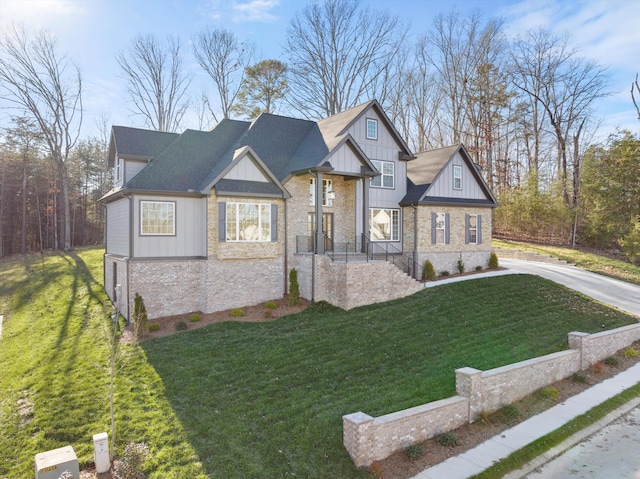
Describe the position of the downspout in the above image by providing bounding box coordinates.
[284,199,288,295]
[127,195,133,321]
[412,204,418,279]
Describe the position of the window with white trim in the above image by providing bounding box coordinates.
[371,160,394,188]
[453,165,462,190]
[468,214,478,244]
[226,202,271,242]
[116,157,123,182]
[141,201,175,235]
[435,213,446,244]
[309,178,333,206]
[366,118,378,140]
[370,208,399,241]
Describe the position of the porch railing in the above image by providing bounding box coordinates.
[295,234,423,280]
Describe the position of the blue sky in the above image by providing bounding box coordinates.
[1,0,639,140]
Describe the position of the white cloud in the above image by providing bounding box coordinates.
[0,0,86,29]
[232,0,279,22]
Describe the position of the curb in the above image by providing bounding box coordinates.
[502,396,640,479]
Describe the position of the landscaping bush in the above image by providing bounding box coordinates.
[230,309,245,317]
[404,444,425,461]
[592,361,604,374]
[147,323,160,332]
[289,268,300,306]
[572,372,589,384]
[189,313,201,323]
[475,265,483,271]
[440,270,450,277]
[489,251,499,269]
[604,356,620,367]
[437,431,458,447]
[264,300,277,310]
[624,347,639,358]
[175,321,188,331]
[540,386,559,401]
[457,255,465,274]
[422,259,436,280]
[263,308,274,319]
[133,293,148,337]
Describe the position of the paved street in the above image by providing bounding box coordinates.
[523,405,640,479]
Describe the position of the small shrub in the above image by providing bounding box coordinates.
[175,321,188,331]
[289,268,300,306]
[437,431,458,447]
[263,308,274,319]
[572,372,589,384]
[404,444,425,461]
[604,356,620,367]
[457,255,465,274]
[624,347,639,358]
[540,387,559,401]
[147,323,160,332]
[489,251,499,269]
[132,293,148,338]
[368,461,384,479]
[475,265,483,271]
[500,404,520,419]
[189,313,201,323]
[113,442,149,479]
[422,259,436,280]
[230,308,245,317]
[440,270,450,277]
[264,300,277,310]
[476,410,491,424]
[591,362,604,374]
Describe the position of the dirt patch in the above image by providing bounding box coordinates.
[372,341,640,479]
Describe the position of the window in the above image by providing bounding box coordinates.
[116,157,123,182]
[432,212,449,244]
[370,208,399,241]
[466,214,482,244]
[141,201,175,235]
[309,178,333,206]
[371,160,394,188]
[366,118,378,140]
[453,165,462,190]
[226,202,271,242]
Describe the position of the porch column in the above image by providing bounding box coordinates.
[361,177,370,252]
[315,172,325,254]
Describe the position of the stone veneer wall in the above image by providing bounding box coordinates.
[404,205,494,275]
[292,254,422,310]
[128,259,205,319]
[343,323,640,467]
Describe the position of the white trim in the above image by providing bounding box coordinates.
[140,200,175,236]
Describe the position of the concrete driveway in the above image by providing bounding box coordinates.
[499,258,640,318]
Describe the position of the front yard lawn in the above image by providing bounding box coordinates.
[0,248,636,478]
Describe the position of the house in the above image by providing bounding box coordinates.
[101,100,498,320]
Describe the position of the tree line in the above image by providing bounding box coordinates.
[0,0,638,262]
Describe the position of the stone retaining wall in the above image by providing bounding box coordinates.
[343,323,640,467]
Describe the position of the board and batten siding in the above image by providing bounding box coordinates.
[106,198,130,256]
[426,154,486,200]
[131,195,207,258]
[125,159,148,184]
[224,155,270,182]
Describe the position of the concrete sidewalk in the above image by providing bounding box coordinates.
[412,362,640,479]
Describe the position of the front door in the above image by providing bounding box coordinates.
[308,213,333,251]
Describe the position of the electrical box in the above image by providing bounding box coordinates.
[93,432,110,473]
[35,445,79,479]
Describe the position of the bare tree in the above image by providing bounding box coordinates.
[117,34,190,132]
[511,29,610,206]
[284,0,407,118]
[193,28,254,122]
[0,25,82,251]
[232,59,289,119]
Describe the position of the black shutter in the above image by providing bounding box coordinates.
[218,202,226,242]
[271,204,278,242]
[431,212,436,244]
[445,213,450,244]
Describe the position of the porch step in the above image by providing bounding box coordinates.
[493,248,571,265]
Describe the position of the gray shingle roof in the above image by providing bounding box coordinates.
[107,126,179,166]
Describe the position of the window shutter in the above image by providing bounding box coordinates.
[431,212,436,244]
[477,214,482,244]
[271,204,278,242]
[465,214,470,244]
[218,202,226,242]
[445,213,450,244]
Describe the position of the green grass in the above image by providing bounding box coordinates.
[0,248,637,478]
[494,238,640,285]
[470,382,640,479]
